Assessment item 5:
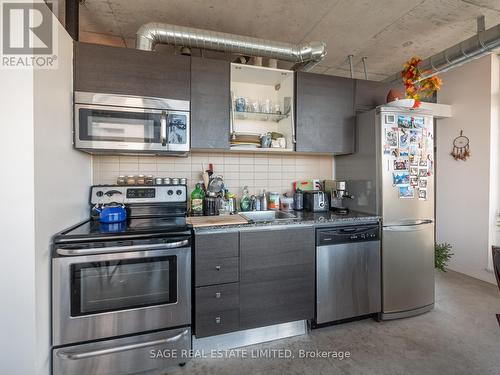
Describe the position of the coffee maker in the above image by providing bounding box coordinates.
[324,180,354,214]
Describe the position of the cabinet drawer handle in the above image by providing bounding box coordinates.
[215,317,221,324]
[215,292,221,299]
[215,265,221,271]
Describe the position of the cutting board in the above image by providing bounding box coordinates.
[187,214,249,228]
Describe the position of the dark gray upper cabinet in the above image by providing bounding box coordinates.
[354,79,402,112]
[191,56,230,150]
[239,227,315,330]
[295,72,355,154]
[74,42,190,100]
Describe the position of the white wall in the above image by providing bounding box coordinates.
[0,4,91,375]
[33,16,92,375]
[436,55,497,284]
[0,34,37,375]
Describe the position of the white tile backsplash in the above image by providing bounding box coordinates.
[92,151,333,195]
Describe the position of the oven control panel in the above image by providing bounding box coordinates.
[90,185,187,204]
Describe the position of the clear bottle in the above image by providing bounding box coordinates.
[191,182,205,216]
[240,186,251,212]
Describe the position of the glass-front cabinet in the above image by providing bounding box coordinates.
[230,64,295,152]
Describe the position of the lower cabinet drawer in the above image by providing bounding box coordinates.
[195,283,239,314]
[195,309,239,338]
[195,257,239,286]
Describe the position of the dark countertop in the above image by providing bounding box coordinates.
[191,210,380,233]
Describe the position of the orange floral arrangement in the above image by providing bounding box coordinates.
[402,57,442,108]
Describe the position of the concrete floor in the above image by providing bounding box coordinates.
[169,271,500,375]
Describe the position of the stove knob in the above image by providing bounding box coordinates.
[176,189,183,195]
[168,190,174,195]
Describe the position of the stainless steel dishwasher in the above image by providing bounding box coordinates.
[315,224,381,325]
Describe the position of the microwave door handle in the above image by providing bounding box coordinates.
[57,329,189,360]
[160,111,167,147]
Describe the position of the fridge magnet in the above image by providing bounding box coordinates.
[398,115,412,128]
[399,185,415,199]
[383,145,392,155]
[451,130,470,161]
[418,159,428,167]
[412,117,425,129]
[393,171,410,186]
[409,155,418,165]
[385,127,399,147]
[418,178,428,189]
[409,145,418,156]
[409,129,422,144]
[399,148,409,157]
[418,189,427,200]
[399,129,409,148]
[391,149,400,158]
[418,168,428,178]
[394,159,409,171]
[409,166,419,176]
[410,176,418,186]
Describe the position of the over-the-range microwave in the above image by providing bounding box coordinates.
[74,92,190,154]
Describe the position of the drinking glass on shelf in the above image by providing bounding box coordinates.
[235,97,246,112]
[251,100,259,113]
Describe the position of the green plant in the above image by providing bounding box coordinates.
[435,243,453,272]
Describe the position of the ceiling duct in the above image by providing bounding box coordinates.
[136,22,327,71]
[384,23,500,84]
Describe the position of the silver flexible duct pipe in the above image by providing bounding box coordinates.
[384,23,500,83]
[136,22,327,71]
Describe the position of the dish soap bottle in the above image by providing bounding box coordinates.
[240,186,251,212]
[191,182,205,216]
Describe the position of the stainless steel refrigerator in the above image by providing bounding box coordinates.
[336,106,435,320]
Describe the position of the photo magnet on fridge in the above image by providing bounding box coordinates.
[409,166,419,176]
[399,129,409,148]
[393,159,409,171]
[418,178,428,189]
[418,189,427,200]
[393,171,410,186]
[418,168,428,178]
[385,127,399,147]
[399,185,415,199]
[398,115,412,128]
[409,145,418,156]
[410,176,418,186]
[413,117,425,129]
[409,129,422,144]
[399,148,409,157]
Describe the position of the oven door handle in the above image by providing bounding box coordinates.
[57,329,189,360]
[56,240,189,256]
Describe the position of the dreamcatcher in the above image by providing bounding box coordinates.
[451,130,470,161]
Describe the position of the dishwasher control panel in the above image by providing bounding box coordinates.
[317,224,380,246]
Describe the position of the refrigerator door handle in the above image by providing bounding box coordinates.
[383,219,433,228]
[383,220,433,232]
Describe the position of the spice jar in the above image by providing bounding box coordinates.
[136,175,145,185]
[145,175,154,185]
[117,176,126,185]
[155,177,163,185]
[126,175,136,185]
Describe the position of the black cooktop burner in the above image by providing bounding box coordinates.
[54,216,189,244]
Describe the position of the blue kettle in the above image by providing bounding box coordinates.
[94,203,127,223]
[92,190,127,223]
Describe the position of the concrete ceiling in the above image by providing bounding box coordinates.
[79,0,500,80]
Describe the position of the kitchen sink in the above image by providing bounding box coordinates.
[241,210,297,222]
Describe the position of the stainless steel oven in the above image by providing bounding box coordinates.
[74,92,190,154]
[52,236,191,347]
